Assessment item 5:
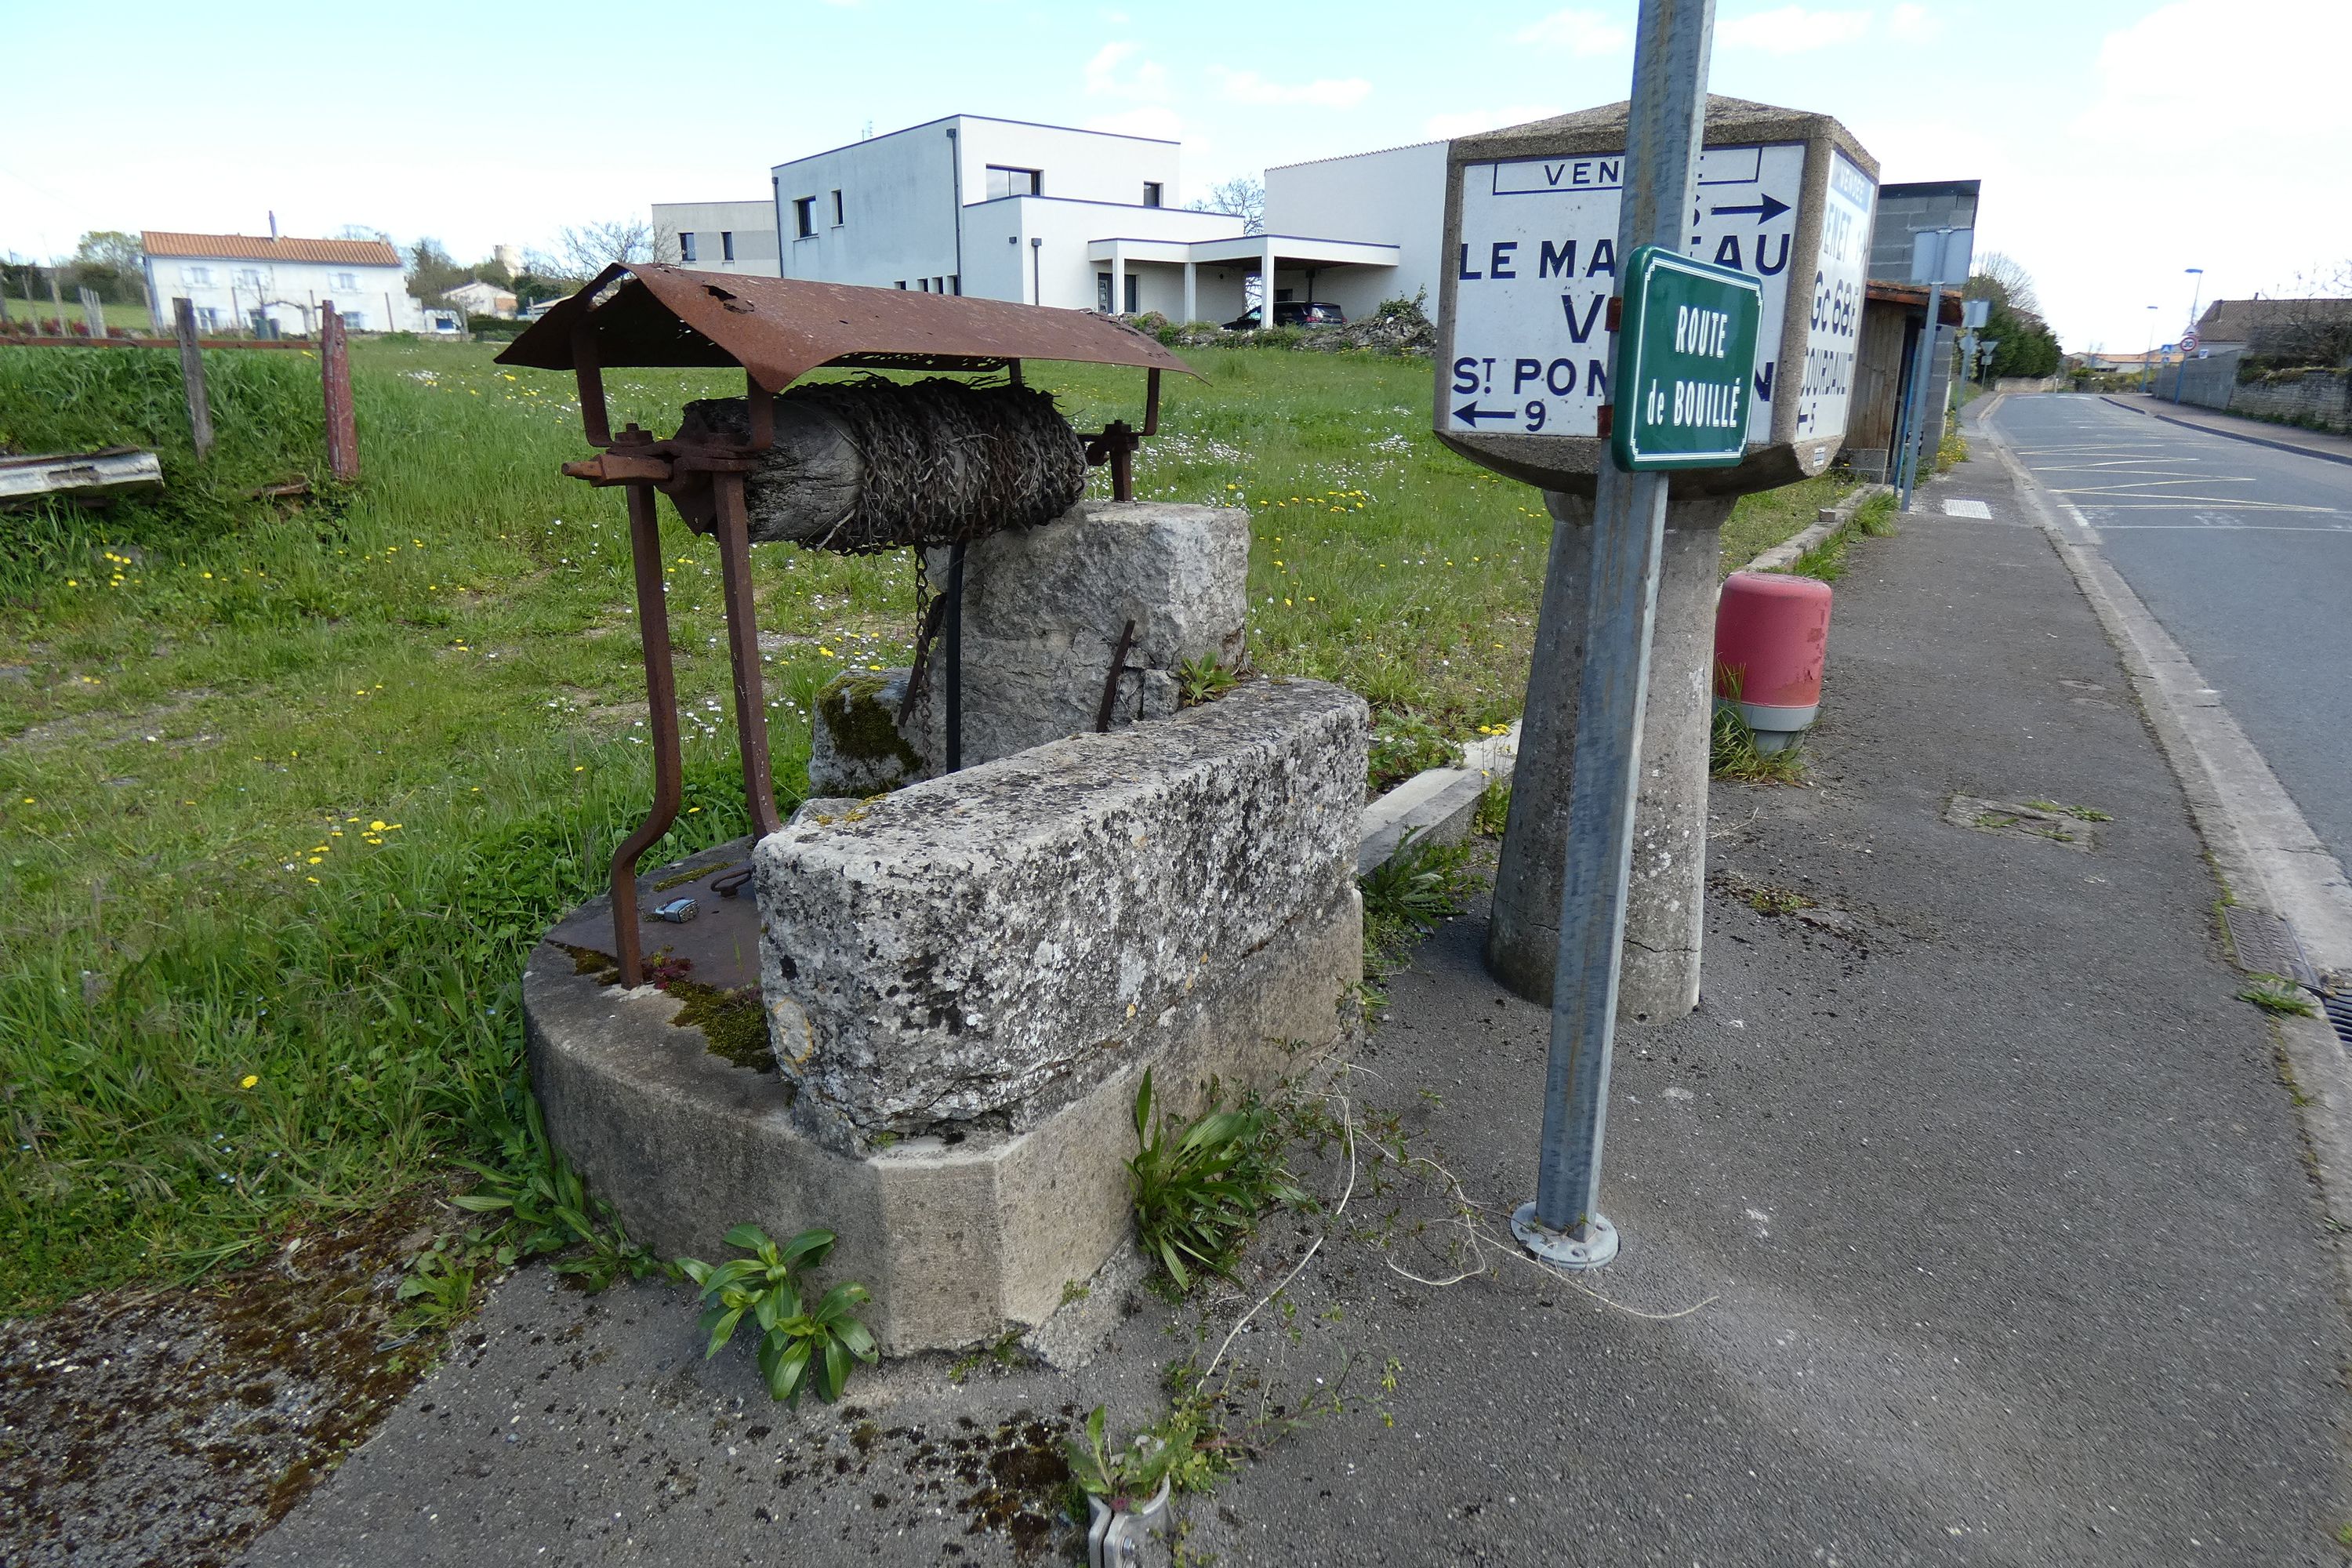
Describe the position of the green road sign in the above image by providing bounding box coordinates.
[1610,245,1763,471]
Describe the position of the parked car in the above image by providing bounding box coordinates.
[1224,301,1347,330]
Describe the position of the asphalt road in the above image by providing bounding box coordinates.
[1990,395,2352,870]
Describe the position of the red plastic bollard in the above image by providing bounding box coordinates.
[1714,571,1833,750]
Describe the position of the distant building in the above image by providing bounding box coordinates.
[1867,180,1980,280]
[755,114,1397,321]
[652,201,782,278]
[1263,140,1447,318]
[443,279,519,318]
[140,231,425,335]
[2190,296,2352,358]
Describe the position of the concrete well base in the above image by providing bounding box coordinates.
[523,884,1359,1356]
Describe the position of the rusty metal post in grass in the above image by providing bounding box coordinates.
[321,302,358,482]
[172,297,213,459]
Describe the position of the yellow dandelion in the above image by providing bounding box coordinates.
[240,1074,259,1089]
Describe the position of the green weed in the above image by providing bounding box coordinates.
[1176,655,1239,706]
[2238,978,2318,1018]
[1359,829,1482,968]
[1472,779,1511,838]
[1127,1070,1305,1293]
[1710,664,1808,785]
[678,1224,877,1406]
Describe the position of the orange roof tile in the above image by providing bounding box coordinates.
[140,231,402,266]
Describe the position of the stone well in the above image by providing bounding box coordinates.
[526,677,1367,1353]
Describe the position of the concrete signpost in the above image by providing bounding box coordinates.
[1431,1,1878,1265]
[1895,225,1971,510]
[1436,67,1878,1038]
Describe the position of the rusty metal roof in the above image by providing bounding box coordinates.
[495,264,1194,390]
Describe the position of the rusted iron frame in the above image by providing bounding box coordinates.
[1095,619,1139,732]
[943,543,967,772]
[1082,368,1160,502]
[608,453,686,988]
[565,322,784,980]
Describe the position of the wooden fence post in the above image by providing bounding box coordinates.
[321,301,358,483]
[172,297,214,459]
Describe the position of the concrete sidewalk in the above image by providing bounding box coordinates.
[245,426,2352,1566]
[2101,390,2352,466]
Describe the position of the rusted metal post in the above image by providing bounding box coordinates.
[608,452,686,988]
[172,297,213,459]
[711,469,783,837]
[321,303,358,482]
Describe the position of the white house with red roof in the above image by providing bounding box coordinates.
[140,231,427,336]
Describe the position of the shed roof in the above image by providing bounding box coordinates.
[141,232,403,266]
[496,264,1193,391]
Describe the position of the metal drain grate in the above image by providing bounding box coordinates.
[2325,992,2352,1055]
[2221,906,2321,989]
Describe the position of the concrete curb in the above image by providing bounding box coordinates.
[2100,393,2352,470]
[1352,481,1890,872]
[1739,481,1894,573]
[1980,404,2352,1249]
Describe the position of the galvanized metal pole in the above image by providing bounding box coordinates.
[1512,0,1716,1269]
[1894,248,1944,511]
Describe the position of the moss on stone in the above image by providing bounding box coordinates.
[817,671,924,771]
[667,980,775,1073]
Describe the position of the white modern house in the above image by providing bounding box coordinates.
[1263,140,1450,318]
[443,279,518,318]
[762,115,1400,321]
[651,201,782,277]
[139,232,426,335]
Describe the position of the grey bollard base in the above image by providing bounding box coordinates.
[1485,490,1733,1021]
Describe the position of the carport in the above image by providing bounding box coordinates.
[1085,233,1400,325]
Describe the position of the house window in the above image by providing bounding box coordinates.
[234,267,263,289]
[182,265,213,286]
[336,271,358,290]
[793,198,816,238]
[1125,276,1139,314]
[1097,273,1112,313]
[830,190,844,226]
[948,274,960,296]
[985,165,1043,200]
[1142,182,1163,209]
[919,278,931,292]
[895,281,907,289]
[720,231,735,262]
[680,231,697,262]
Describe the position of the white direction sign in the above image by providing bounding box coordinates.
[1443,142,1874,449]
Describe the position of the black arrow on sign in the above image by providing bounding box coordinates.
[1709,192,1791,224]
[1454,403,1516,425]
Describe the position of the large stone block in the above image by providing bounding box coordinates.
[927,499,1250,766]
[807,667,927,797]
[757,677,1367,1151]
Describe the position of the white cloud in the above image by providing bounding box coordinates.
[1214,68,1371,109]
[1513,9,1630,55]
[1715,5,1871,53]
[2080,0,2348,135]
[1083,40,1169,101]
[1085,106,1185,143]
[1425,104,1564,140]
[1886,2,1938,40]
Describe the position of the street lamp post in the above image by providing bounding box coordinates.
[2172,267,2204,404]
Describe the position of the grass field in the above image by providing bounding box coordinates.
[0,337,1849,1312]
[2,296,155,332]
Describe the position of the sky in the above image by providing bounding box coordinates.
[5,0,2347,352]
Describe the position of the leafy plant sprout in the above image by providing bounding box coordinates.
[1126,1070,1305,1293]
[679,1225,877,1406]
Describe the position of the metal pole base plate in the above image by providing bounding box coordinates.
[1512,1203,1620,1269]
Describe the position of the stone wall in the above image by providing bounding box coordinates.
[761,677,1367,1152]
[2229,368,2352,434]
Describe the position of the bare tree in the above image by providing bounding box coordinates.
[1189,176,1265,235]
[557,218,659,278]
[1963,250,2040,316]
[2254,261,2352,367]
